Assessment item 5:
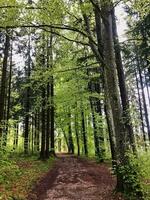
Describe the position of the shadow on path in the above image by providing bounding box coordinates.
[28,154,123,200]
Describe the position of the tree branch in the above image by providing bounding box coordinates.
[54,62,100,73]
[0,23,88,38]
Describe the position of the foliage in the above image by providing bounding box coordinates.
[0,0,150,199]
[138,150,150,200]
[114,150,150,200]
[0,151,55,200]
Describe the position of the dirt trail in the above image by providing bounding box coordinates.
[28,154,123,200]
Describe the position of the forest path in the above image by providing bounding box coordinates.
[28,154,123,200]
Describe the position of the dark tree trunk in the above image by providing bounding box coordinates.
[46,87,50,158]
[34,113,37,151]
[3,38,13,146]
[31,116,34,154]
[37,111,40,151]
[45,36,51,158]
[75,112,80,156]
[58,137,61,152]
[40,88,46,159]
[95,82,105,160]
[24,34,31,154]
[90,98,100,158]
[135,69,147,148]
[49,33,55,154]
[50,78,55,152]
[68,112,74,154]
[81,109,88,156]
[137,57,150,141]
[0,29,10,143]
[104,104,117,166]
[15,123,19,148]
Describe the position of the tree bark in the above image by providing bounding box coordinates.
[3,38,13,146]
[135,69,147,148]
[90,98,100,158]
[40,88,46,159]
[111,8,136,153]
[68,111,74,154]
[101,2,126,190]
[74,112,80,156]
[0,29,10,143]
[81,108,88,156]
[137,56,150,141]
[24,33,31,154]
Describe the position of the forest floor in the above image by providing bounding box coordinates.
[28,154,124,200]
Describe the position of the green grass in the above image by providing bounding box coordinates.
[138,149,150,200]
[0,151,55,200]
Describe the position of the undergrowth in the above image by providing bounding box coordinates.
[0,149,55,200]
[114,150,150,200]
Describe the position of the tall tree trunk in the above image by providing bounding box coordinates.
[111,8,136,153]
[37,111,40,152]
[68,111,74,154]
[101,2,126,190]
[15,123,19,148]
[24,33,31,154]
[95,82,105,160]
[90,98,100,158]
[45,36,51,158]
[74,112,80,156]
[81,108,88,156]
[104,104,117,166]
[50,81,55,153]
[144,69,150,106]
[40,88,46,159]
[31,116,34,154]
[137,57,150,141]
[0,29,10,144]
[3,38,13,146]
[49,33,55,154]
[46,84,50,158]
[135,69,147,148]
[61,127,69,152]
[34,113,37,151]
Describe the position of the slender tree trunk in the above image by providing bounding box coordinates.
[74,112,80,156]
[49,33,55,154]
[37,111,40,152]
[0,29,10,144]
[40,88,46,159]
[31,116,34,154]
[68,111,74,154]
[111,8,136,153]
[137,57,150,141]
[61,127,69,152]
[34,113,37,151]
[45,36,51,158]
[95,82,105,160]
[144,69,150,106]
[135,69,147,148]
[24,33,31,154]
[50,78,55,152]
[3,38,13,146]
[15,123,19,148]
[46,87,50,158]
[81,108,88,156]
[90,98,101,158]
[104,104,117,166]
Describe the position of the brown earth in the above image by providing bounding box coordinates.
[28,154,123,200]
